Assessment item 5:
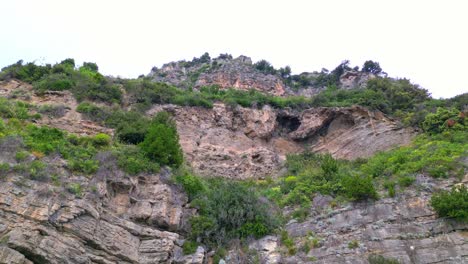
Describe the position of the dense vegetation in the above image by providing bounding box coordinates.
[175,171,279,252]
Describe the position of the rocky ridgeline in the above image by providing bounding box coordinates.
[147,54,374,97]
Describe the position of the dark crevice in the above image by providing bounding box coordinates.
[276,115,301,135]
[11,246,49,264]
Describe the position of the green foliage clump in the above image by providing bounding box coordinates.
[115,145,159,175]
[280,230,296,255]
[68,183,83,197]
[422,107,465,134]
[177,175,278,249]
[34,73,74,92]
[347,240,359,249]
[362,60,382,74]
[0,98,34,120]
[342,174,378,201]
[182,240,198,255]
[430,185,468,221]
[91,133,111,147]
[361,130,466,179]
[174,170,205,201]
[254,60,277,75]
[0,60,51,82]
[0,163,10,177]
[139,112,183,167]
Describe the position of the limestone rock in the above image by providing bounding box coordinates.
[148,104,415,179]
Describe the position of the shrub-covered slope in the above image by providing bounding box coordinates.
[0,57,466,264]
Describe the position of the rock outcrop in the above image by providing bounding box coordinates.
[148,55,373,97]
[0,162,191,263]
[148,104,415,179]
[225,175,468,264]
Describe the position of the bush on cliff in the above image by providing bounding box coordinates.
[139,111,183,168]
[431,185,468,222]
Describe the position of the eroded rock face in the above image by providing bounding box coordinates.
[225,176,468,264]
[196,57,286,96]
[0,164,190,263]
[149,104,415,179]
[148,55,374,97]
[282,175,468,264]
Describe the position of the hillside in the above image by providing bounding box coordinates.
[0,56,466,264]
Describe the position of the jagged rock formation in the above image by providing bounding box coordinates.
[148,104,415,179]
[148,55,374,97]
[0,150,193,263]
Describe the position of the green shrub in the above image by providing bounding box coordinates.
[139,112,183,168]
[116,145,159,175]
[384,181,396,197]
[430,185,468,221]
[15,151,29,162]
[68,183,83,197]
[34,73,74,92]
[0,163,10,176]
[68,159,98,174]
[238,221,270,239]
[321,153,338,177]
[342,174,378,201]
[397,175,415,187]
[348,240,359,249]
[182,240,198,255]
[422,107,464,134]
[92,133,111,147]
[187,178,278,249]
[175,170,205,201]
[0,98,32,120]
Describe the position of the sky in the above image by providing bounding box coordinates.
[1,0,467,98]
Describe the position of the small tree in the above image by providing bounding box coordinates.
[362,60,382,74]
[139,111,183,167]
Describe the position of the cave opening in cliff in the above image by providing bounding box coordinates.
[276,115,301,133]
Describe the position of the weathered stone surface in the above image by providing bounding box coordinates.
[148,104,415,179]
[281,177,468,264]
[0,247,32,264]
[173,246,205,264]
[249,236,282,264]
[147,54,374,97]
[0,167,187,263]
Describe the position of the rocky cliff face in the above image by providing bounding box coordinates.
[148,55,373,97]
[224,175,468,264]
[0,162,194,263]
[0,70,465,264]
[148,104,415,179]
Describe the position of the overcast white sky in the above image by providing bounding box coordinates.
[1,0,467,98]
